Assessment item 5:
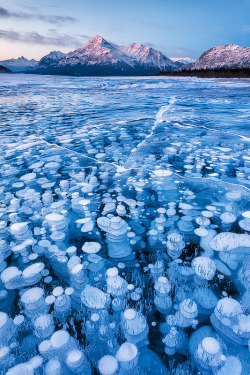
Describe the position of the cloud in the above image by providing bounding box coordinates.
[0,29,89,47]
[0,6,77,25]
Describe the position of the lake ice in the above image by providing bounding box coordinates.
[0,74,249,374]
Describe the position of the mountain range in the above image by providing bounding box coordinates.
[0,37,249,76]
[0,56,38,72]
[24,35,178,76]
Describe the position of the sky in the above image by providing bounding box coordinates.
[0,0,249,60]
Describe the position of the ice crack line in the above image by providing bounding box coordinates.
[36,136,136,173]
[173,172,250,194]
[182,122,250,142]
[7,134,250,194]
[130,96,177,154]
[32,98,176,174]
[44,134,250,194]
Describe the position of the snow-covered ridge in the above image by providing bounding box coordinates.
[37,51,66,67]
[0,56,38,72]
[121,43,177,70]
[180,44,250,70]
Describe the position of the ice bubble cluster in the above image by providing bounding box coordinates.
[0,78,249,374]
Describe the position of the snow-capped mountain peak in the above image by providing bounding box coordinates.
[125,43,151,54]
[34,51,66,70]
[62,36,136,68]
[123,43,151,60]
[83,35,110,49]
[42,51,65,61]
[182,44,250,70]
[123,43,177,70]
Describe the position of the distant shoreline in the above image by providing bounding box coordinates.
[1,69,250,79]
[154,68,250,78]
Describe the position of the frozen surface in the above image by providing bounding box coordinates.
[0,74,249,374]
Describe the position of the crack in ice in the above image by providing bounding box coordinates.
[36,136,136,173]
[38,136,250,193]
[129,96,177,155]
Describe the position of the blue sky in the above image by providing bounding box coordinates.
[0,0,249,60]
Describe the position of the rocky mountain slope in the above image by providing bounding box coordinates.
[0,65,12,73]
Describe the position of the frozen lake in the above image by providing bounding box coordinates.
[0,74,249,375]
[1,74,250,176]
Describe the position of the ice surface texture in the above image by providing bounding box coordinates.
[0,74,249,374]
